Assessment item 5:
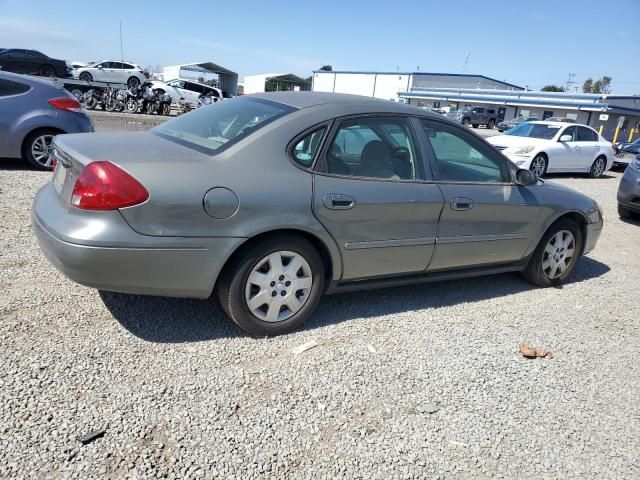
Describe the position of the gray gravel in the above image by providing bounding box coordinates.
[1,147,639,479]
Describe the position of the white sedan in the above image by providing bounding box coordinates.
[486,121,615,178]
[74,61,146,88]
[150,79,222,107]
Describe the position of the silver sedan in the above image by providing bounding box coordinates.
[33,92,604,336]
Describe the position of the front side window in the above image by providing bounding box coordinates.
[577,126,597,142]
[422,120,510,183]
[152,97,294,154]
[292,128,326,168]
[560,126,577,142]
[325,117,420,180]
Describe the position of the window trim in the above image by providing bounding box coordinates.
[0,78,32,99]
[286,121,333,172]
[314,113,428,183]
[417,118,516,186]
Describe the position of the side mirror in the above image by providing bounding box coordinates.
[559,134,572,142]
[515,168,537,186]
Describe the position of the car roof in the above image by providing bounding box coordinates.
[248,91,430,115]
[530,120,597,130]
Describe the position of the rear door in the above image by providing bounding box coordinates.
[312,115,445,280]
[0,77,32,157]
[576,126,600,169]
[418,118,541,270]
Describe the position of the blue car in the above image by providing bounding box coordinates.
[0,70,93,169]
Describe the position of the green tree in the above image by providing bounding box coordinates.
[319,65,332,71]
[541,85,566,92]
[583,76,612,94]
[583,78,593,93]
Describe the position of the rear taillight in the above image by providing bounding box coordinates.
[71,161,149,210]
[48,97,84,113]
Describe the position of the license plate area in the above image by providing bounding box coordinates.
[53,163,68,194]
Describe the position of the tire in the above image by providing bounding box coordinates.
[71,88,84,101]
[217,235,325,336]
[472,124,479,128]
[161,104,171,116]
[487,119,496,129]
[589,156,607,178]
[39,65,55,77]
[84,97,97,110]
[125,99,138,113]
[127,76,140,88]
[529,153,547,177]
[522,218,583,287]
[104,98,116,112]
[618,203,640,220]
[22,129,60,170]
[79,72,93,82]
[462,118,470,127]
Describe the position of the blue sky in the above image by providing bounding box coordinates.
[1,0,639,93]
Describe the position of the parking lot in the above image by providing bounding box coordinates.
[1,118,639,479]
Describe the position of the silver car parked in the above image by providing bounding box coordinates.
[0,71,93,169]
[33,92,603,336]
[617,155,640,220]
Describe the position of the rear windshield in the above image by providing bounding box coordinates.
[152,97,295,154]
[505,123,561,139]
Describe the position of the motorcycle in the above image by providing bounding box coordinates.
[159,92,172,116]
[82,88,100,110]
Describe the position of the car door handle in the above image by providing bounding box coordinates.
[450,197,474,211]
[594,146,600,151]
[323,193,356,210]
[574,146,581,150]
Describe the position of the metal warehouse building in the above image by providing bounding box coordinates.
[400,88,640,142]
[311,69,639,142]
[312,70,523,102]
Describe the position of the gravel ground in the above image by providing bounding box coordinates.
[1,145,639,479]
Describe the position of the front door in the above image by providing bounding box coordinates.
[554,125,583,170]
[312,116,444,280]
[418,119,541,270]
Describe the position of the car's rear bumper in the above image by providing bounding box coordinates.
[32,183,245,299]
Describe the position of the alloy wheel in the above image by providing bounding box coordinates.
[541,230,576,280]
[530,156,546,177]
[244,251,313,323]
[592,158,605,177]
[31,135,56,168]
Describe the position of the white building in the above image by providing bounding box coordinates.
[312,70,523,102]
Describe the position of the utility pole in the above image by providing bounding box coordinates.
[463,51,470,73]
[119,20,124,62]
[565,73,575,92]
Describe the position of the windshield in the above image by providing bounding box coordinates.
[152,97,294,154]
[505,123,561,139]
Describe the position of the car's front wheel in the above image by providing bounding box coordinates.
[79,72,93,82]
[530,153,547,177]
[127,76,141,88]
[522,218,583,287]
[217,235,325,336]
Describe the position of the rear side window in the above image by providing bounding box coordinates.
[152,97,294,154]
[0,79,30,97]
[292,128,326,168]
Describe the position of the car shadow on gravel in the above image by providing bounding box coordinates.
[99,256,610,342]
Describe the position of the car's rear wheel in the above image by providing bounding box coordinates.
[217,235,325,336]
[487,119,495,129]
[530,153,547,177]
[589,156,606,178]
[462,118,470,127]
[39,65,55,77]
[127,76,141,88]
[22,129,59,170]
[79,72,93,82]
[522,218,582,287]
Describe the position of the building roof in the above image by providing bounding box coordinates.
[165,62,237,76]
[399,88,640,115]
[313,70,524,90]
